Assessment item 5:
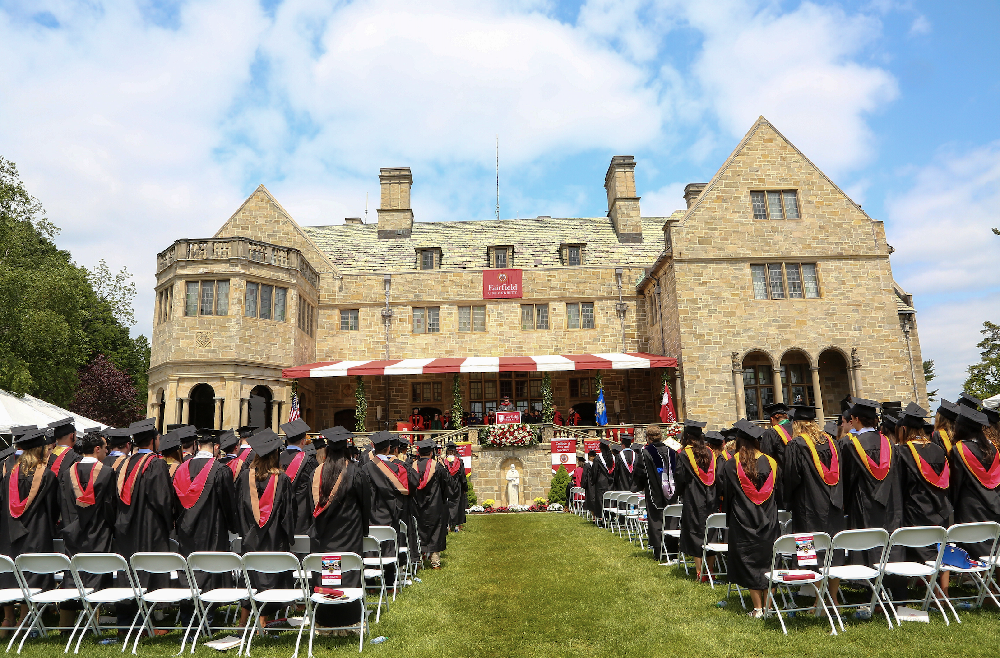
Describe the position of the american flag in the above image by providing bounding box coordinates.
[288,393,301,422]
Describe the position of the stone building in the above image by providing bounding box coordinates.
[147,115,926,443]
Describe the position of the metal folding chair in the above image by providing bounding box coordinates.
[367,526,400,602]
[932,521,1000,613]
[65,552,144,653]
[660,504,685,569]
[128,552,200,654]
[881,526,953,625]
[302,553,368,655]
[827,528,893,627]
[186,552,255,653]
[361,537,386,623]
[763,533,839,635]
[397,520,412,586]
[240,552,309,658]
[0,556,35,648]
[8,553,87,654]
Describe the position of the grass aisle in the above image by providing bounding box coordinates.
[12,513,1000,657]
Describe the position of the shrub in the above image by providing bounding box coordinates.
[548,466,570,505]
[466,478,478,506]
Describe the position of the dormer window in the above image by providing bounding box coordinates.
[560,243,585,266]
[417,248,440,270]
[490,246,513,269]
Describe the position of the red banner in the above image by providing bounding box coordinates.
[396,422,412,443]
[483,269,523,299]
[551,439,577,473]
[495,411,522,424]
[583,439,600,455]
[456,442,472,475]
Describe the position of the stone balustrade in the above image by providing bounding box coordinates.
[157,237,320,289]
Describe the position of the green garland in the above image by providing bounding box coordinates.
[452,374,464,427]
[542,373,553,422]
[595,371,603,395]
[354,375,368,432]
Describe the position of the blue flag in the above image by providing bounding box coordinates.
[596,386,608,426]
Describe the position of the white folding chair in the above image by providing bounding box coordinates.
[368,526,400,602]
[186,552,255,653]
[660,504,685,569]
[66,553,144,653]
[827,528,893,627]
[410,515,425,572]
[932,521,1000,613]
[7,553,82,654]
[240,552,308,658]
[128,552,199,654]
[635,497,648,550]
[701,513,729,589]
[881,526,953,625]
[570,488,585,515]
[398,520,412,586]
[361,537,386,623]
[301,553,368,655]
[763,533,839,635]
[0,556,35,647]
[622,495,640,544]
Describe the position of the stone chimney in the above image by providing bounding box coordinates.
[344,217,363,225]
[684,183,707,209]
[604,156,642,243]
[377,167,413,239]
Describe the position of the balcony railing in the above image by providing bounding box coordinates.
[157,238,320,289]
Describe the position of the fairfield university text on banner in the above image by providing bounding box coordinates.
[482,269,523,299]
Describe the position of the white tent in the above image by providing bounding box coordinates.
[0,389,106,433]
[985,393,1000,411]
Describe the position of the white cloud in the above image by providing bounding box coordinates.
[909,14,931,36]
[640,182,686,217]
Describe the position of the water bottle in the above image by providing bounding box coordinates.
[98,639,118,645]
[957,602,975,611]
[717,600,727,608]
[370,636,388,645]
[853,607,871,620]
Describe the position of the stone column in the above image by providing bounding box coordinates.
[733,373,746,422]
[180,398,190,424]
[214,398,224,430]
[165,379,179,429]
[672,367,684,421]
[772,368,784,404]
[810,367,825,420]
[850,348,863,398]
[239,399,248,427]
[271,401,281,432]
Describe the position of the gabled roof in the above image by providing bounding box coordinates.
[303,216,669,274]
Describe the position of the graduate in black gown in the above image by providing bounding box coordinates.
[362,431,413,557]
[102,428,133,473]
[443,442,468,531]
[115,418,174,630]
[172,429,239,603]
[581,450,596,518]
[392,436,419,562]
[931,400,959,456]
[589,439,617,527]
[46,418,81,480]
[279,418,318,537]
[236,429,295,625]
[2,429,59,627]
[632,425,678,561]
[218,430,243,480]
[411,439,456,569]
[783,405,845,604]
[0,429,30,631]
[840,397,903,565]
[674,420,718,580]
[614,436,641,492]
[759,402,793,509]
[948,404,1000,560]
[310,429,370,627]
[718,419,780,618]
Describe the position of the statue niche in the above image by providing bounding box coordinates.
[499,457,524,506]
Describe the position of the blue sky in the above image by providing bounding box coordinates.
[1,0,998,400]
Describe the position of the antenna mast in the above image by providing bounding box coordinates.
[496,135,500,220]
[365,192,369,224]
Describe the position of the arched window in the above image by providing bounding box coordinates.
[780,350,814,406]
[742,351,774,421]
[189,384,216,430]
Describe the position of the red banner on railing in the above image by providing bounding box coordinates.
[455,442,472,475]
[483,269,523,299]
[583,439,600,456]
[495,411,522,424]
[551,438,576,473]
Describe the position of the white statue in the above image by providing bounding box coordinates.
[506,464,520,506]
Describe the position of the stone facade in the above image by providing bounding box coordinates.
[148,115,926,435]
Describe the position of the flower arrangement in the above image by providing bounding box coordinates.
[482,423,537,447]
[467,502,557,514]
[547,503,564,512]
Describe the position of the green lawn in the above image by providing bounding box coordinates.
[12,512,1000,657]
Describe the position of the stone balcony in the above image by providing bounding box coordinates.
[157,237,320,289]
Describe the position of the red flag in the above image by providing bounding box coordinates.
[659,380,676,423]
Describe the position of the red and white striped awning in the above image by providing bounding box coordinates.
[283,352,676,378]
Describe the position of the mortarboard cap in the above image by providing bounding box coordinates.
[445,442,457,450]
[415,438,435,450]
[280,418,310,440]
[763,402,790,417]
[237,426,257,438]
[733,418,763,441]
[0,445,15,462]
[720,426,738,439]
[197,428,222,443]
[704,431,725,445]
[129,418,158,438]
[320,426,352,450]
[165,424,183,432]
[683,419,707,436]
[789,405,817,421]
[957,393,982,410]
[304,443,317,457]
[9,426,37,438]
[937,400,959,422]
[158,430,183,453]
[898,402,930,429]
[823,421,839,438]
[83,426,101,434]
[15,428,55,450]
[48,417,76,438]
[247,428,283,457]
[881,401,903,418]
[598,438,614,447]
[955,404,988,429]
[849,397,880,418]
[982,406,999,426]
[102,427,132,447]
[219,430,239,452]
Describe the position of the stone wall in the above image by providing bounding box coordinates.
[469,444,554,506]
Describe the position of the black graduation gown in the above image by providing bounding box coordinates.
[675,449,720,556]
[173,457,239,589]
[412,458,456,553]
[589,453,616,522]
[361,454,411,547]
[949,441,1000,559]
[633,441,679,559]
[0,454,20,573]
[48,446,79,533]
[103,451,132,474]
[1,466,59,589]
[783,436,845,537]
[280,448,319,537]
[59,460,117,588]
[581,462,595,514]
[839,431,903,564]
[115,453,174,597]
[236,470,295,603]
[898,441,953,561]
[719,455,780,590]
[760,421,792,508]
[444,459,467,527]
[614,447,640,492]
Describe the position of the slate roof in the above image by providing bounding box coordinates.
[302,216,673,273]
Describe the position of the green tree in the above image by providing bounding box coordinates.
[964,321,1000,400]
[0,156,150,408]
[548,466,570,505]
[923,360,939,403]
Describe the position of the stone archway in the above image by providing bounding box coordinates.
[189,383,216,430]
[499,457,525,506]
[818,349,852,419]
